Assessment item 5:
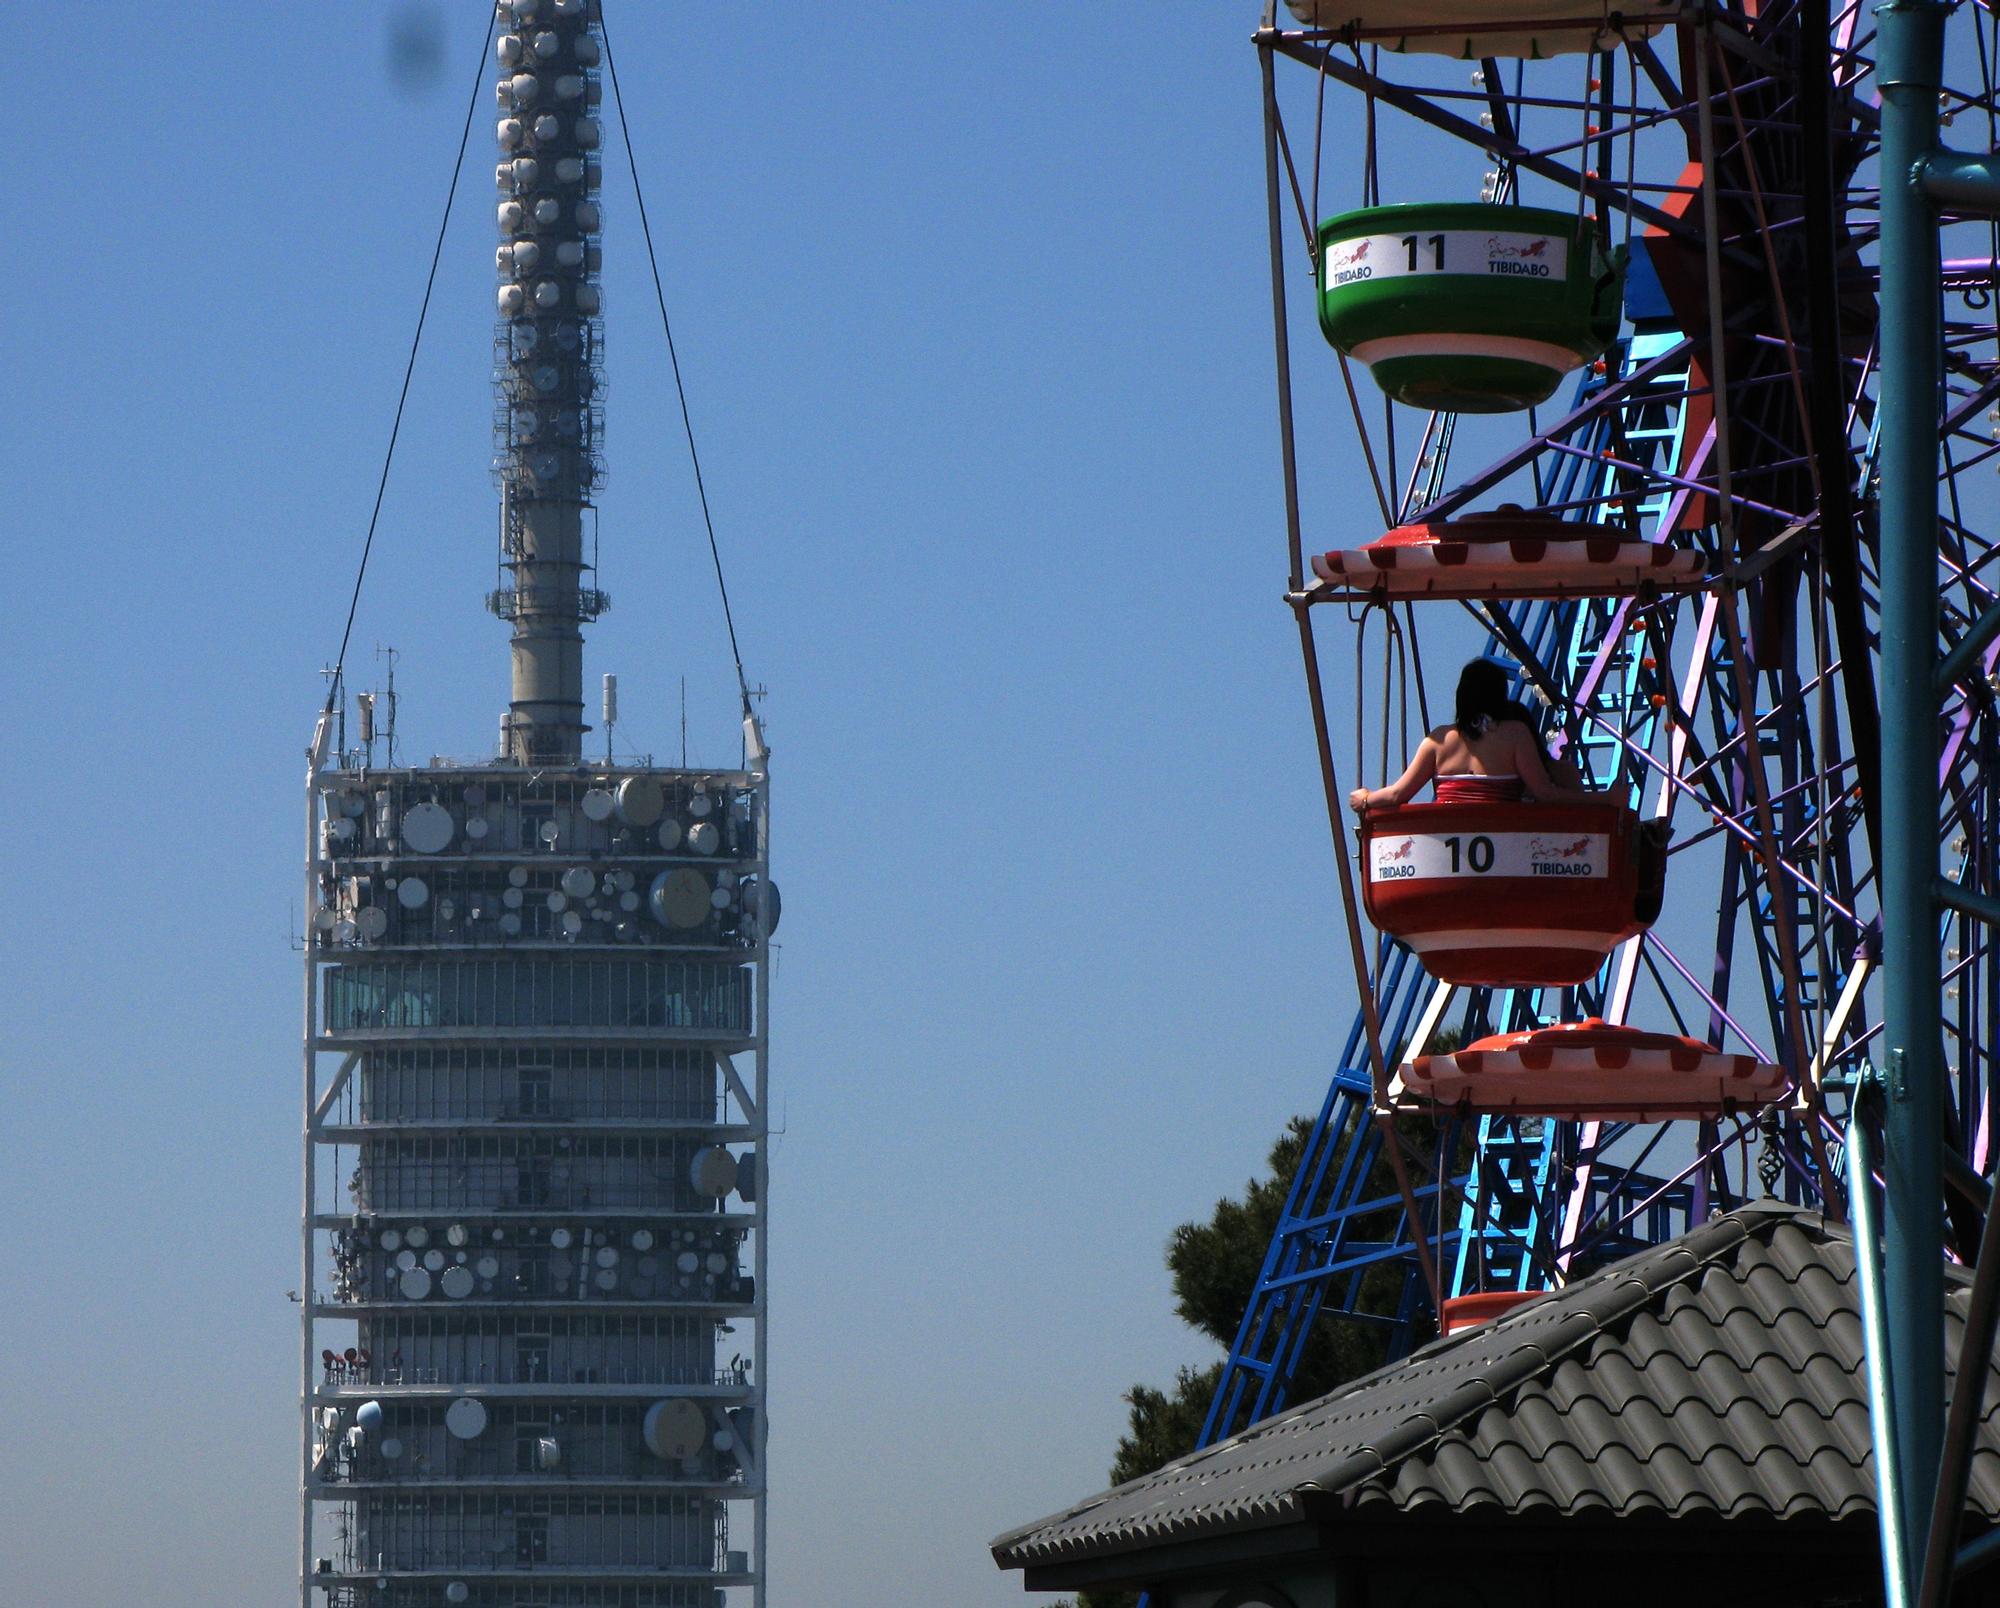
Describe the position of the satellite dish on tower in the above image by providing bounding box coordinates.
[401,803,455,854]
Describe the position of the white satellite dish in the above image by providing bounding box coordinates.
[740,879,782,936]
[617,776,666,827]
[709,885,733,910]
[396,877,430,910]
[690,1146,739,1198]
[508,866,530,887]
[688,791,714,818]
[440,1265,474,1299]
[619,891,640,913]
[643,1398,707,1460]
[465,817,490,841]
[676,1250,700,1275]
[630,1229,654,1251]
[502,887,524,910]
[649,869,711,929]
[446,1584,470,1605]
[593,1268,617,1291]
[312,906,336,933]
[423,1250,445,1272]
[446,1223,468,1247]
[444,1398,488,1440]
[379,1229,402,1251]
[547,891,568,913]
[396,1250,417,1271]
[405,1225,430,1248]
[401,802,455,854]
[581,788,615,823]
[560,866,596,898]
[380,1436,404,1460]
[686,820,719,855]
[499,912,522,936]
[550,1228,573,1250]
[539,819,562,847]
[333,918,358,945]
[561,910,584,937]
[706,1251,729,1274]
[399,1267,432,1300]
[595,1246,618,1268]
[476,1255,500,1279]
[356,906,389,941]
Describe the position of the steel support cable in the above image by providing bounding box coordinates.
[600,9,753,719]
[1296,602,1444,1313]
[325,9,495,714]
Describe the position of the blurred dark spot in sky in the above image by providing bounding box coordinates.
[386,3,449,96]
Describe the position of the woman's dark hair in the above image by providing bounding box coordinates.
[1454,659,1512,737]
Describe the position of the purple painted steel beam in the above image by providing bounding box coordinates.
[1538,436,1814,524]
[1410,341,1695,523]
[1646,928,1778,1063]
[1568,1119,1763,1256]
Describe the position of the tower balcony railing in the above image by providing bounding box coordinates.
[318,1362,751,1391]
[486,585,610,622]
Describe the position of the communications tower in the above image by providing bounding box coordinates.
[298,5,771,1604]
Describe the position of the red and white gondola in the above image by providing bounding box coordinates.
[1358,798,1665,986]
[1306,507,1706,602]
[1403,1018,1788,1120]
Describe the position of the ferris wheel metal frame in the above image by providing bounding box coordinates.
[1202,3,2000,1601]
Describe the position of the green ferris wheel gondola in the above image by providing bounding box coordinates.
[1315,202,1626,412]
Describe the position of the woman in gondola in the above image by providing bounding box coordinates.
[1348,657,1595,813]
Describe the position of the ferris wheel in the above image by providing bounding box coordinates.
[1205,0,2000,1549]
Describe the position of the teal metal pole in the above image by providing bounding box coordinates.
[1874,0,1950,1590]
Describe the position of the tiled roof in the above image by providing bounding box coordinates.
[992,1203,2000,1573]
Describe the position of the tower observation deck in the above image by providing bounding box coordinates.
[299,6,771,1605]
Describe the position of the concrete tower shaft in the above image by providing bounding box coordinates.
[489,0,606,766]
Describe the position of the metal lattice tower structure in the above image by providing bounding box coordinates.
[1200,3,2000,1544]
[299,5,771,1604]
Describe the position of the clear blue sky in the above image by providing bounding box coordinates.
[2,6,1495,1604]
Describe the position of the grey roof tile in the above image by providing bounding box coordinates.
[992,1202,2000,1573]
